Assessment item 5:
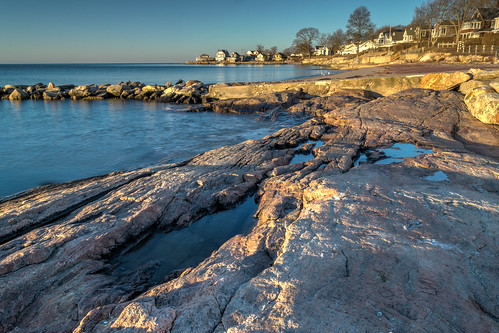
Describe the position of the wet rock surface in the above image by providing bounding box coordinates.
[0,83,498,332]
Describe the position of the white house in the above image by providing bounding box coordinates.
[215,50,229,62]
[314,45,332,56]
[461,8,499,38]
[340,41,376,55]
[377,29,405,46]
[256,53,269,62]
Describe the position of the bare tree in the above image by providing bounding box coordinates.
[439,0,495,49]
[282,46,295,57]
[412,0,446,46]
[256,44,265,53]
[269,46,278,55]
[319,29,347,54]
[346,6,375,55]
[293,27,320,57]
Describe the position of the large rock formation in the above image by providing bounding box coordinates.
[464,86,499,125]
[419,71,471,90]
[0,87,498,332]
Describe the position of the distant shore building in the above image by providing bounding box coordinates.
[432,21,456,39]
[314,46,332,56]
[376,29,405,46]
[256,53,269,62]
[228,52,241,63]
[461,7,499,39]
[403,27,417,43]
[215,50,229,62]
[340,41,376,55]
[272,53,287,61]
[196,54,215,62]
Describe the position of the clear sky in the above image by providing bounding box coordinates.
[1,0,426,64]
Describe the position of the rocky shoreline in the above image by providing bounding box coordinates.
[0,67,498,332]
[1,80,213,104]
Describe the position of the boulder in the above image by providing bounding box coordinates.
[418,53,435,62]
[459,79,490,95]
[47,82,55,89]
[419,71,471,91]
[471,69,499,81]
[58,84,75,91]
[8,88,29,100]
[464,86,499,125]
[106,84,125,97]
[69,86,93,98]
[186,80,202,87]
[490,79,499,93]
[43,90,64,100]
[30,89,45,100]
[142,85,163,92]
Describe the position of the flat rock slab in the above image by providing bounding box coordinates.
[0,89,498,333]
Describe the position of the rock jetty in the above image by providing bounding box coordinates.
[0,69,498,332]
[1,80,211,104]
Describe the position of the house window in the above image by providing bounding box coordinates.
[440,27,446,35]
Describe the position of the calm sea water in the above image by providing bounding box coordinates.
[0,100,298,198]
[0,64,332,198]
[0,63,333,86]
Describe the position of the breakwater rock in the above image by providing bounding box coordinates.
[1,80,211,104]
[1,83,498,332]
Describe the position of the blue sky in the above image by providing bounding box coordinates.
[1,0,426,63]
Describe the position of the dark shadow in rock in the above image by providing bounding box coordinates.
[111,195,259,286]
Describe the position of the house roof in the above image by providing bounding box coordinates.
[436,20,455,26]
[391,30,405,42]
[404,28,417,37]
[475,8,499,21]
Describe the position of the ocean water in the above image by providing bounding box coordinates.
[0,63,333,86]
[0,64,334,198]
[0,100,299,198]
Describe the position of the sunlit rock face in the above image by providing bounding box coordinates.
[0,82,498,333]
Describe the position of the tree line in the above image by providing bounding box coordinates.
[289,6,375,57]
[282,0,497,57]
[412,0,497,48]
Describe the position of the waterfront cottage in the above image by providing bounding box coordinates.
[376,29,405,46]
[196,54,215,62]
[256,53,269,62]
[432,20,456,39]
[228,52,240,63]
[215,50,229,62]
[403,27,417,43]
[272,53,287,61]
[341,41,376,55]
[314,45,332,56]
[461,7,499,39]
